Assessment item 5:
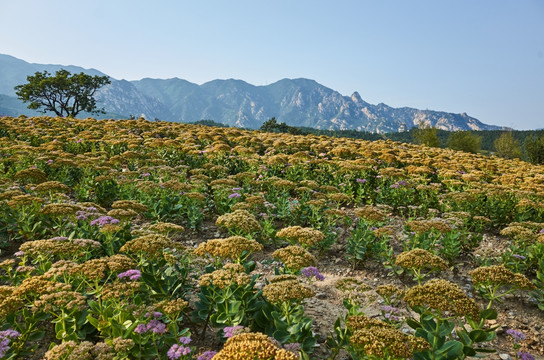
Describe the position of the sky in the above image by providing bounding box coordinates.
[1,0,543,130]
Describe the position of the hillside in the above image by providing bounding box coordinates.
[0,116,542,359]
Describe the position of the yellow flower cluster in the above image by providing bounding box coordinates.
[5,194,44,208]
[469,265,535,290]
[395,249,448,272]
[107,208,137,220]
[272,245,316,272]
[212,332,297,360]
[69,255,136,280]
[373,226,395,238]
[44,260,79,279]
[354,206,388,223]
[147,222,185,236]
[216,209,262,234]
[100,281,141,301]
[33,283,87,312]
[0,285,23,318]
[12,275,53,300]
[19,237,100,259]
[335,277,372,294]
[262,276,315,304]
[276,226,325,248]
[194,236,263,261]
[44,340,115,360]
[347,315,430,358]
[34,180,71,194]
[405,219,452,234]
[376,284,405,303]
[40,203,81,217]
[14,167,48,183]
[155,298,188,317]
[111,200,149,213]
[404,279,480,319]
[119,234,176,258]
[198,263,251,289]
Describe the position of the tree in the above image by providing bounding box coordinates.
[260,117,280,132]
[412,124,440,147]
[14,69,110,117]
[524,133,544,164]
[447,131,481,153]
[494,132,522,159]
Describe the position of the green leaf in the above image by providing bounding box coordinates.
[27,330,45,341]
[273,329,291,343]
[463,345,477,357]
[244,260,256,273]
[406,318,422,330]
[468,329,488,343]
[437,340,463,360]
[480,308,498,320]
[86,315,99,329]
[438,321,455,337]
[228,300,242,315]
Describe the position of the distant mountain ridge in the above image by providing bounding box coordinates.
[0,54,504,132]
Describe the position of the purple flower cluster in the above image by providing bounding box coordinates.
[197,351,217,360]
[390,180,407,189]
[517,352,535,360]
[381,305,403,322]
[50,236,68,242]
[228,192,241,199]
[75,206,101,221]
[512,254,526,260]
[167,344,191,359]
[134,319,166,334]
[506,329,526,341]
[223,325,248,338]
[283,342,301,353]
[145,311,163,319]
[90,215,120,227]
[167,337,192,360]
[0,329,20,358]
[118,269,142,281]
[301,266,325,281]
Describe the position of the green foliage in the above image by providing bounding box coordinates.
[447,131,482,153]
[260,117,303,135]
[524,133,544,164]
[413,125,441,147]
[189,119,230,128]
[408,306,497,360]
[346,219,389,267]
[494,131,522,159]
[530,258,544,311]
[255,301,317,354]
[14,69,110,117]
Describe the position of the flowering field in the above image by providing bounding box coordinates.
[0,116,543,360]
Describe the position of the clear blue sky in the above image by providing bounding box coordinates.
[1,0,543,129]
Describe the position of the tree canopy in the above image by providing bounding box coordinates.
[412,124,440,147]
[447,131,482,154]
[14,69,110,117]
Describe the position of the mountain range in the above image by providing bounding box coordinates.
[0,54,503,132]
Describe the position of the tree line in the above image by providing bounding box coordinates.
[259,118,544,164]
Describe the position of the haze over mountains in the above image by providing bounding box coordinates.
[0,54,504,133]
